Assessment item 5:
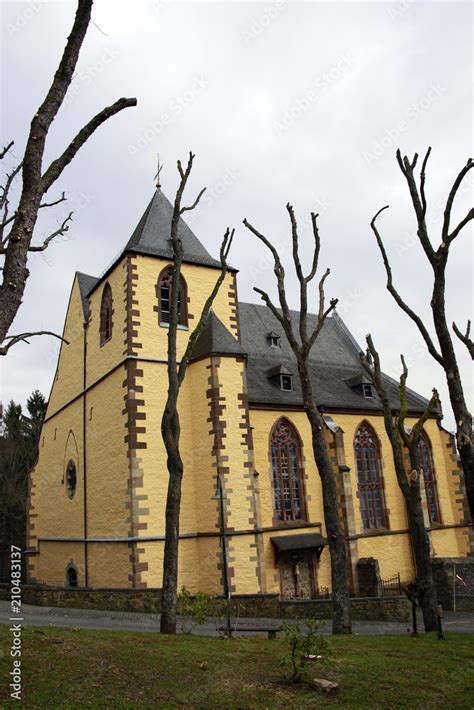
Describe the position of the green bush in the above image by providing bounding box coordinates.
[279,620,330,682]
[177,587,218,632]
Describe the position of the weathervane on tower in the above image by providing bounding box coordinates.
[154,153,163,189]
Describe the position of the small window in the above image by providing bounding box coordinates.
[99,283,113,345]
[362,384,373,398]
[157,267,188,327]
[280,374,293,391]
[66,459,77,499]
[66,565,78,588]
[267,332,281,348]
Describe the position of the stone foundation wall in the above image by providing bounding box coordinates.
[0,583,410,621]
[432,557,474,611]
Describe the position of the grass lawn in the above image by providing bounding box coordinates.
[0,625,473,708]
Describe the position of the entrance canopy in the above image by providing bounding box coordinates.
[271,533,327,560]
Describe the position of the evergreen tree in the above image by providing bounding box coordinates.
[0,390,46,576]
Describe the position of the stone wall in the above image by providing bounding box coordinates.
[0,583,410,621]
[432,557,474,611]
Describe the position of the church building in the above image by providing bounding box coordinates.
[27,189,471,599]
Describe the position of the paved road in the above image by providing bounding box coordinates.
[1,600,473,636]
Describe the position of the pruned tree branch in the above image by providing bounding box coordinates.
[0,0,137,350]
[371,148,474,518]
[453,320,474,359]
[419,147,431,217]
[28,212,73,252]
[442,157,474,249]
[243,216,296,349]
[180,187,206,214]
[0,163,23,236]
[41,98,137,193]
[0,331,69,356]
[0,163,22,211]
[178,227,234,385]
[370,205,443,365]
[0,142,14,160]
[396,148,435,262]
[39,192,67,210]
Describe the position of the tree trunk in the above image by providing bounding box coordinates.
[432,264,474,520]
[405,484,437,631]
[160,408,183,634]
[300,363,351,634]
[388,427,438,632]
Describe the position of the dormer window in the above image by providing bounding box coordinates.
[362,384,373,398]
[266,364,294,392]
[266,331,281,348]
[346,374,375,400]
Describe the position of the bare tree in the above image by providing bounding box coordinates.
[161,153,234,634]
[371,148,473,519]
[0,0,136,352]
[361,337,439,631]
[243,205,351,635]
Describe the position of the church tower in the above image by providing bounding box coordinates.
[27,189,263,594]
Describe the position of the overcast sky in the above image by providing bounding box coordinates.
[1,0,472,432]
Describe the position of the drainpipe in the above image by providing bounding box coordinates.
[83,319,89,587]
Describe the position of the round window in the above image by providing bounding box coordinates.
[66,459,77,498]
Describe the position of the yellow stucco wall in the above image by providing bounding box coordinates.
[47,276,85,418]
[34,543,85,587]
[86,366,130,538]
[86,260,128,387]
[30,397,84,542]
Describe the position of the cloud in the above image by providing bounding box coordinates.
[1,0,472,434]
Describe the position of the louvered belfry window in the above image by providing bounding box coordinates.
[418,431,441,524]
[158,267,187,326]
[99,283,113,345]
[354,422,388,530]
[270,419,305,522]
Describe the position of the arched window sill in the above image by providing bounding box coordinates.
[159,322,189,331]
[100,336,112,347]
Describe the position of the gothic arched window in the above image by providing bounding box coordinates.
[354,421,388,530]
[157,267,188,327]
[270,418,306,522]
[99,283,113,345]
[418,431,441,524]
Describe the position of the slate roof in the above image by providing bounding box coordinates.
[238,302,433,414]
[76,272,98,319]
[124,189,236,271]
[190,311,246,362]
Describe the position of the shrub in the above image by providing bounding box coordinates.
[279,620,330,682]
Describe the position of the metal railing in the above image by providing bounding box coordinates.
[380,572,403,597]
